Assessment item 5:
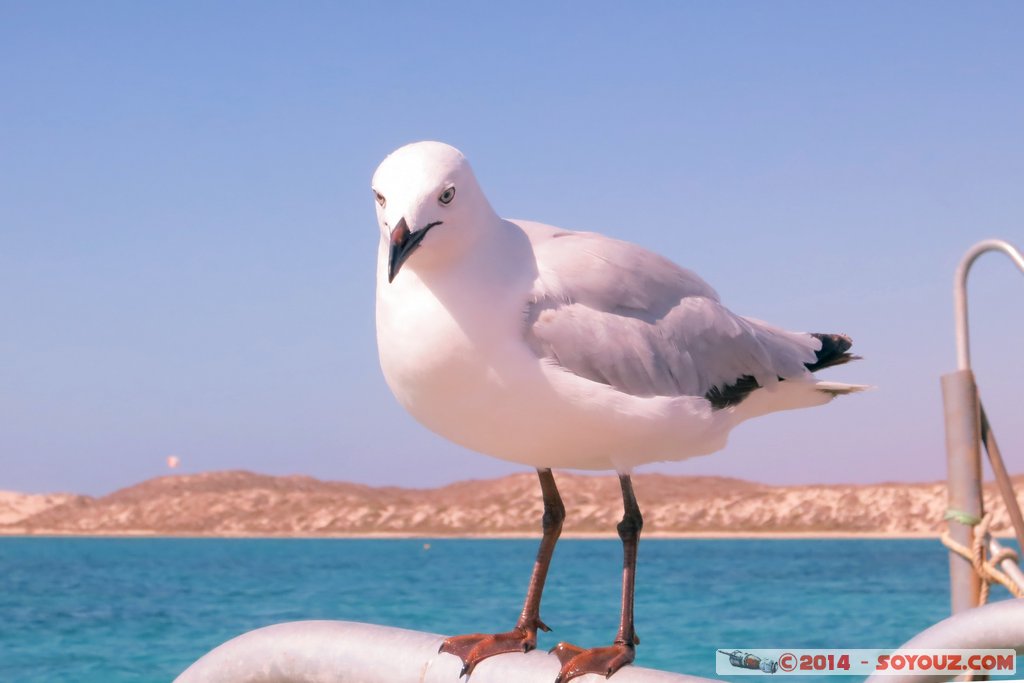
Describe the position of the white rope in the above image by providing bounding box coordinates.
[941,512,1024,602]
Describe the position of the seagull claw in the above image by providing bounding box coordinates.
[438,625,540,677]
[549,641,584,665]
[551,641,635,683]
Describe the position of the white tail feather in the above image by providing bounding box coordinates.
[815,381,872,397]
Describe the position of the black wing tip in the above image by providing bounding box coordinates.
[704,375,760,410]
[807,332,858,372]
[705,333,860,410]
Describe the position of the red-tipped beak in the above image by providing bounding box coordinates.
[388,217,442,283]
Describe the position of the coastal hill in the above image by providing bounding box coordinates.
[2,470,1022,537]
[0,491,85,525]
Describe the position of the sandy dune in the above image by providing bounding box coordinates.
[2,470,1021,537]
[0,491,84,525]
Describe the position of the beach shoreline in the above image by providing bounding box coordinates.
[0,529,962,540]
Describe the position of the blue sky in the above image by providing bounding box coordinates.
[2,2,1022,495]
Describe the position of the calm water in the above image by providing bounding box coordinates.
[0,538,1011,681]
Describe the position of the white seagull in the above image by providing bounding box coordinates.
[373,141,863,682]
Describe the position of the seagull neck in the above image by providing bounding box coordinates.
[415,218,535,297]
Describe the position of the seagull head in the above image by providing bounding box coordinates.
[372,141,497,283]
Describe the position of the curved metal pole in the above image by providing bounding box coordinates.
[863,599,1024,683]
[175,621,713,683]
[954,238,1024,371]
[946,239,1024,612]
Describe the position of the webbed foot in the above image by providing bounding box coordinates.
[550,639,636,682]
[439,618,550,677]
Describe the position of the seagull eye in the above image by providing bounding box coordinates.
[374,191,386,208]
[438,186,456,205]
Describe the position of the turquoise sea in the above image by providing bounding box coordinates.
[1,538,1016,682]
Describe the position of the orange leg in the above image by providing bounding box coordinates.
[438,468,565,677]
[551,473,642,682]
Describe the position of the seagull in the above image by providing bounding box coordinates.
[372,141,863,682]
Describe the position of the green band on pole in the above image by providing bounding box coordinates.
[944,508,983,526]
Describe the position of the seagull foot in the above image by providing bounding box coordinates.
[439,620,549,678]
[550,641,635,683]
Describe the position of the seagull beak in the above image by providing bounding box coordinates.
[388,217,442,283]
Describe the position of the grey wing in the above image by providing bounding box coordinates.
[524,231,821,400]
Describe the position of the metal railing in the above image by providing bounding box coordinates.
[174,621,714,683]
[943,238,1024,613]
[864,599,1024,683]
